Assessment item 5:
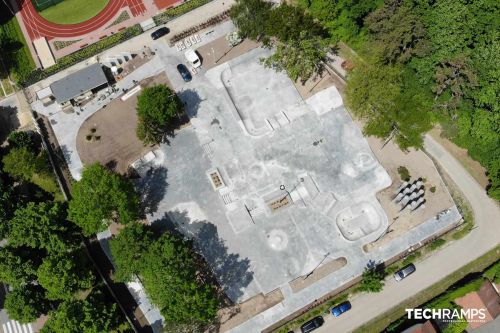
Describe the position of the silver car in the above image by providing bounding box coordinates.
[394,263,416,281]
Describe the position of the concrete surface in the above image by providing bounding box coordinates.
[132,49,462,332]
[313,135,500,333]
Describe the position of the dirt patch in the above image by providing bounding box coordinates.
[76,73,170,174]
[196,36,261,70]
[293,66,345,100]
[217,289,284,333]
[363,135,455,252]
[289,257,347,293]
[428,127,489,188]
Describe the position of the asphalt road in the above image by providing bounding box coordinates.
[316,135,500,333]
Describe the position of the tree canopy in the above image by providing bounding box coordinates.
[261,31,330,83]
[229,0,272,41]
[68,163,140,236]
[136,85,183,145]
[37,251,95,300]
[0,246,38,287]
[2,147,49,181]
[40,291,119,333]
[300,0,500,199]
[7,202,78,253]
[109,222,153,282]
[358,265,385,293]
[4,285,50,324]
[229,0,331,82]
[110,224,219,324]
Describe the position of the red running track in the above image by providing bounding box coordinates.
[17,0,146,40]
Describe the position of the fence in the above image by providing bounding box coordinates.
[32,0,65,12]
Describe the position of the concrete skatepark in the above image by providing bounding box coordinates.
[136,48,392,302]
[134,48,460,332]
[29,24,462,331]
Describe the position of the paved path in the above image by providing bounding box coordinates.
[315,135,500,333]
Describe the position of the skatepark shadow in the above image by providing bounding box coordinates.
[136,166,168,216]
[177,88,204,118]
[152,210,254,303]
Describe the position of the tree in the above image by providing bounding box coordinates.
[4,285,50,323]
[8,202,77,253]
[358,264,385,293]
[0,175,15,238]
[109,222,154,282]
[365,0,430,63]
[68,163,140,236]
[40,291,119,333]
[2,147,49,181]
[0,247,38,287]
[7,131,35,150]
[140,232,219,324]
[265,3,326,42]
[229,0,272,40]
[136,85,183,145]
[261,31,330,83]
[345,60,431,148]
[37,251,95,300]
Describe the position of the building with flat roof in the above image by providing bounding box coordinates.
[50,63,108,106]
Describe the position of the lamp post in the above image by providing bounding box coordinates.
[304,252,330,280]
[374,216,399,242]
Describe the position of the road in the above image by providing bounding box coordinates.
[316,135,500,333]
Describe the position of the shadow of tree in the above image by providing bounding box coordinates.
[0,105,20,144]
[136,166,169,216]
[152,210,254,303]
[177,88,204,118]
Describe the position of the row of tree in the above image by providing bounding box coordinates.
[0,134,125,332]
[297,0,499,199]
[1,130,220,331]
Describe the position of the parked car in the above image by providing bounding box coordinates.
[185,49,201,68]
[176,64,192,82]
[394,263,416,281]
[300,316,324,333]
[151,27,170,40]
[331,301,351,317]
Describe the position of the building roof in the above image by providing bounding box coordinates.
[406,320,438,333]
[455,280,500,329]
[50,63,107,103]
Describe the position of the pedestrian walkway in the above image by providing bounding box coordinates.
[1,321,33,333]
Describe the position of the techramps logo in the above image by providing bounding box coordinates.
[406,308,487,324]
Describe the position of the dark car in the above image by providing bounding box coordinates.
[394,263,416,281]
[331,301,351,317]
[151,27,170,40]
[300,316,324,333]
[176,64,192,82]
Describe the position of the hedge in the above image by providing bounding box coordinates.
[153,0,213,25]
[21,24,143,86]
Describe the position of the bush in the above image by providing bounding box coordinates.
[397,166,411,181]
[153,0,213,25]
[430,186,436,193]
[429,238,446,251]
[357,265,385,293]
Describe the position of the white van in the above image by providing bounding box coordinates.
[184,49,201,68]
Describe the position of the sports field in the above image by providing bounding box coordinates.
[36,0,110,25]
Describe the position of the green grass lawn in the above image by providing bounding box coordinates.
[0,15,36,83]
[38,0,109,25]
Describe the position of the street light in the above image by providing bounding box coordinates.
[374,216,399,242]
